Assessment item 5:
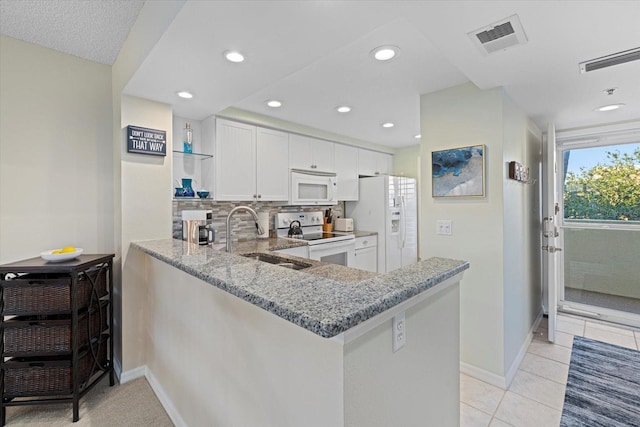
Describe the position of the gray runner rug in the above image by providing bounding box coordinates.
[560,336,640,426]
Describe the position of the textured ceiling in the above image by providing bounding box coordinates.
[0,0,145,65]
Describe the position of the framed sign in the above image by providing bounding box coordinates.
[127,125,166,156]
[432,144,485,197]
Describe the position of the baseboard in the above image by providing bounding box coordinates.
[119,364,147,384]
[504,311,542,388]
[462,311,543,390]
[460,361,507,389]
[146,368,188,427]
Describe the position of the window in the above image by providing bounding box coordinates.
[563,142,640,223]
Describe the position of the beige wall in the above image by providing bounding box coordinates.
[111,1,185,374]
[420,82,542,384]
[120,95,173,372]
[142,252,461,426]
[393,144,420,178]
[501,95,542,375]
[0,35,113,263]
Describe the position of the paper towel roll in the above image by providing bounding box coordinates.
[257,211,270,239]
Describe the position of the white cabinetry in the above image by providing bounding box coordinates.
[256,128,289,201]
[335,144,359,201]
[353,235,378,272]
[358,149,393,177]
[274,245,309,258]
[290,134,334,172]
[215,119,289,201]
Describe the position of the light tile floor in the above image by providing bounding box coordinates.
[460,314,640,427]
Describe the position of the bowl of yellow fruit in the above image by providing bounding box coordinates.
[41,246,83,262]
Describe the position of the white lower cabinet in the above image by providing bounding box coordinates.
[353,235,377,272]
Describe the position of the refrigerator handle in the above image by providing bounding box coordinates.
[401,195,406,248]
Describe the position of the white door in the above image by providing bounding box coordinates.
[543,123,561,343]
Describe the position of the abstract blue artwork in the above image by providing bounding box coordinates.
[432,145,485,197]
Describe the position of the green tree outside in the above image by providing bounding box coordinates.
[564,148,640,221]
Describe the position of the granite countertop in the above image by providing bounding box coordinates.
[132,238,468,338]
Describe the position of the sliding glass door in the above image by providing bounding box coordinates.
[556,130,640,327]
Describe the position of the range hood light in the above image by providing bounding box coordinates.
[381,122,395,128]
[337,106,351,113]
[266,100,282,108]
[177,91,193,99]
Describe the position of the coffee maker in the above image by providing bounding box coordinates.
[182,210,214,245]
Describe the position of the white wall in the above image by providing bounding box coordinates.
[420,82,542,385]
[393,144,420,178]
[0,35,113,263]
[420,83,506,378]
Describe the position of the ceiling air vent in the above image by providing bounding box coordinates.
[579,47,640,74]
[468,14,528,56]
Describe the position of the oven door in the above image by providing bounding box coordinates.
[290,170,337,205]
[308,240,355,267]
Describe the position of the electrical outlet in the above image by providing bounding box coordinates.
[436,220,452,235]
[393,312,406,352]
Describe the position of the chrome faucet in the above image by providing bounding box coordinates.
[225,206,265,252]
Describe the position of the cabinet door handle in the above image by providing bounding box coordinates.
[257,194,262,199]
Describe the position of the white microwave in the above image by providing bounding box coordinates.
[290,169,338,205]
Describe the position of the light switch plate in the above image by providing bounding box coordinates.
[436,220,452,235]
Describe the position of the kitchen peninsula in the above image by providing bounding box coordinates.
[131,239,468,427]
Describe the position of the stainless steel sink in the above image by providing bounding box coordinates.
[240,253,312,270]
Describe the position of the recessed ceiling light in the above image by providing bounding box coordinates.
[371,45,400,61]
[224,50,245,63]
[414,134,421,139]
[595,103,625,112]
[177,91,193,99]
[337,106,351,113]
[381,122,395,128]
[266,100,282,108]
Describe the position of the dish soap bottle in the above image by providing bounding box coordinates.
[183,122,193,153]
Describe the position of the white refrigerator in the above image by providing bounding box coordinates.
[345,176,418,272]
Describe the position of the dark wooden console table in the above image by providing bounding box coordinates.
[0,254,115,425]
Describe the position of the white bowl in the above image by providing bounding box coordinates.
[40,248,84,262]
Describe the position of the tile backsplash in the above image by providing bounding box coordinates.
[173,200,344,243]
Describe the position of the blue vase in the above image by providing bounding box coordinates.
[181,178,195,197]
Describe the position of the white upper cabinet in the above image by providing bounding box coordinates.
[289,134,335,172]
[256,127,289,201]
[334,144,359,201]
[358,149,393,176]
[215,119,290,201]
[215,119,256,201]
